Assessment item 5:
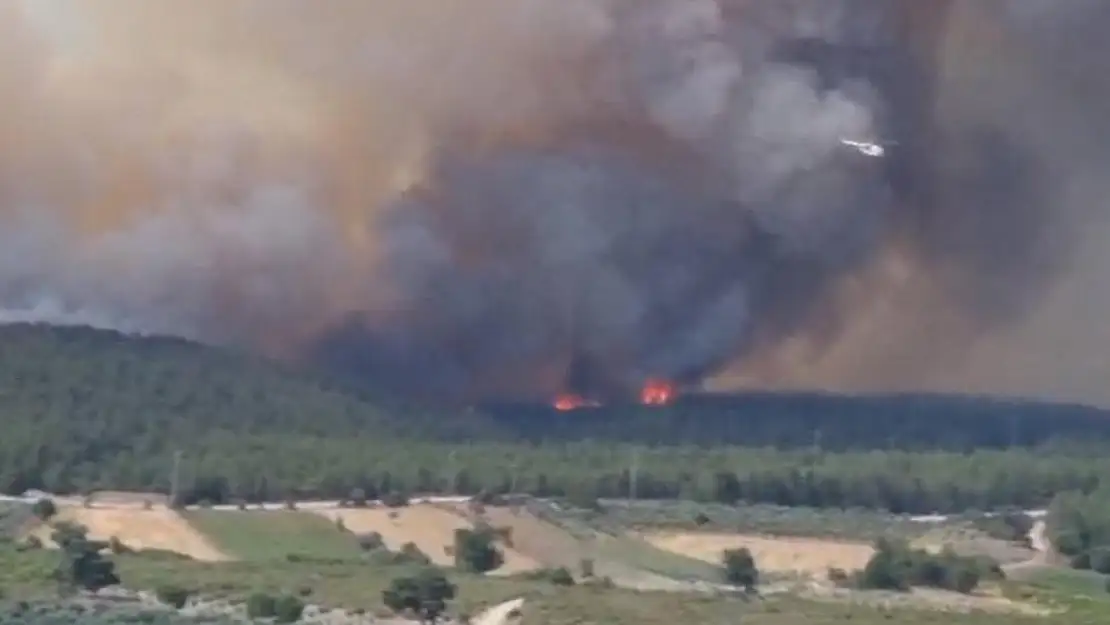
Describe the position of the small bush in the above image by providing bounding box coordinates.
[722,548,759,591]
[284,499,297,510]
[827,567,850,585]
[357,532,385,552]
[693,512,711,527]
[383,568,456,623]
[1090,547,1110,575]
[246,592,277,619]
[382,492,410,508]
[273,595,305,623]
[349,488,368,508]
[1071,552,1092,571]
[108,536,131,554]
[454,528,504,573]
[579,557,595,578]
[155,585,191,609]
[547,567,575,586]
[399,542,432,565]
[32,498,57,521]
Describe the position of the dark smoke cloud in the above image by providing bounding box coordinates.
[2,0,1109,404]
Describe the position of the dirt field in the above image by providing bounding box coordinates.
[644,531,875,576]
[456,505,586,569]
[35,505,229,562]
[314,504,540,572]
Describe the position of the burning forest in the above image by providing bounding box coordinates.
[2,0,1110,405]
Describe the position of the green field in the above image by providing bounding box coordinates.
[577,500,943,541]
[183,510,361,562]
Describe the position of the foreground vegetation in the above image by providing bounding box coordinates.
[3,325,1110,515]
[0,497,1106,624]
[0,541,1088,625]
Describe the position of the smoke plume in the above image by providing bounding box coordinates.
[2,0,1109,403]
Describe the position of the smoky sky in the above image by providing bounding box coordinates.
[1,0,1109,403]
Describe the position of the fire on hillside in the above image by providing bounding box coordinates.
[552,377,678,411]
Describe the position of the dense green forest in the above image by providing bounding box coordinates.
[1,323,1109,513]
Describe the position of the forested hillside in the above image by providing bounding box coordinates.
[2,323,1110,513]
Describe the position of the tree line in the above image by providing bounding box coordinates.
[3,324,1110,514]
[4,439,1104,515]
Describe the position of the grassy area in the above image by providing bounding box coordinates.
[522,590,1051,625]
[585,500,943,541]
[0,544,531,617]
[2,543,1107,624]
[184,510,361,562]
[593,534,724,583]
[1012,568,1110,621]
[523,501,725,582]
[0,501,34,541]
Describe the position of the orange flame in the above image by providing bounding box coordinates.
[553,393,599,411]
[640,378,676,406]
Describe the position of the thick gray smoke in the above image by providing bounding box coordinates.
[2,0,1109,403]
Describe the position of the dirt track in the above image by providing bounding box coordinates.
[38,505,229,562]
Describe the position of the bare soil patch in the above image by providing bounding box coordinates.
[315,504,539,573]
[644,531,874,576]
[35,505,228,562]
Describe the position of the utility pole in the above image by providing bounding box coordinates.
[169,449,183,508]
[629,448,639,501]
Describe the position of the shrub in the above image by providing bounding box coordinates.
[547,567,575,586]
[579,557,595,579]
[722,548,758,592]
[1071,552,1092,571]
[246,592,276,619]
[454,528,503,573]
[357,532,385,552]
[1090,547,1110,575]
[693,512,711,527]
[856,539,988,594]
[382,492,410,508]
[108,536,131,554]
[383,567,457,622]
[520,567,576,585]
[273,595,305,623]
[399,542,432,566]
[155,585,191,609]
[827,567,850,585]
[32,498,57,521]
[51,522,120,592]
[349,488,368,508]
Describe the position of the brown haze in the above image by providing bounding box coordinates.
[1,0,1108,404]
